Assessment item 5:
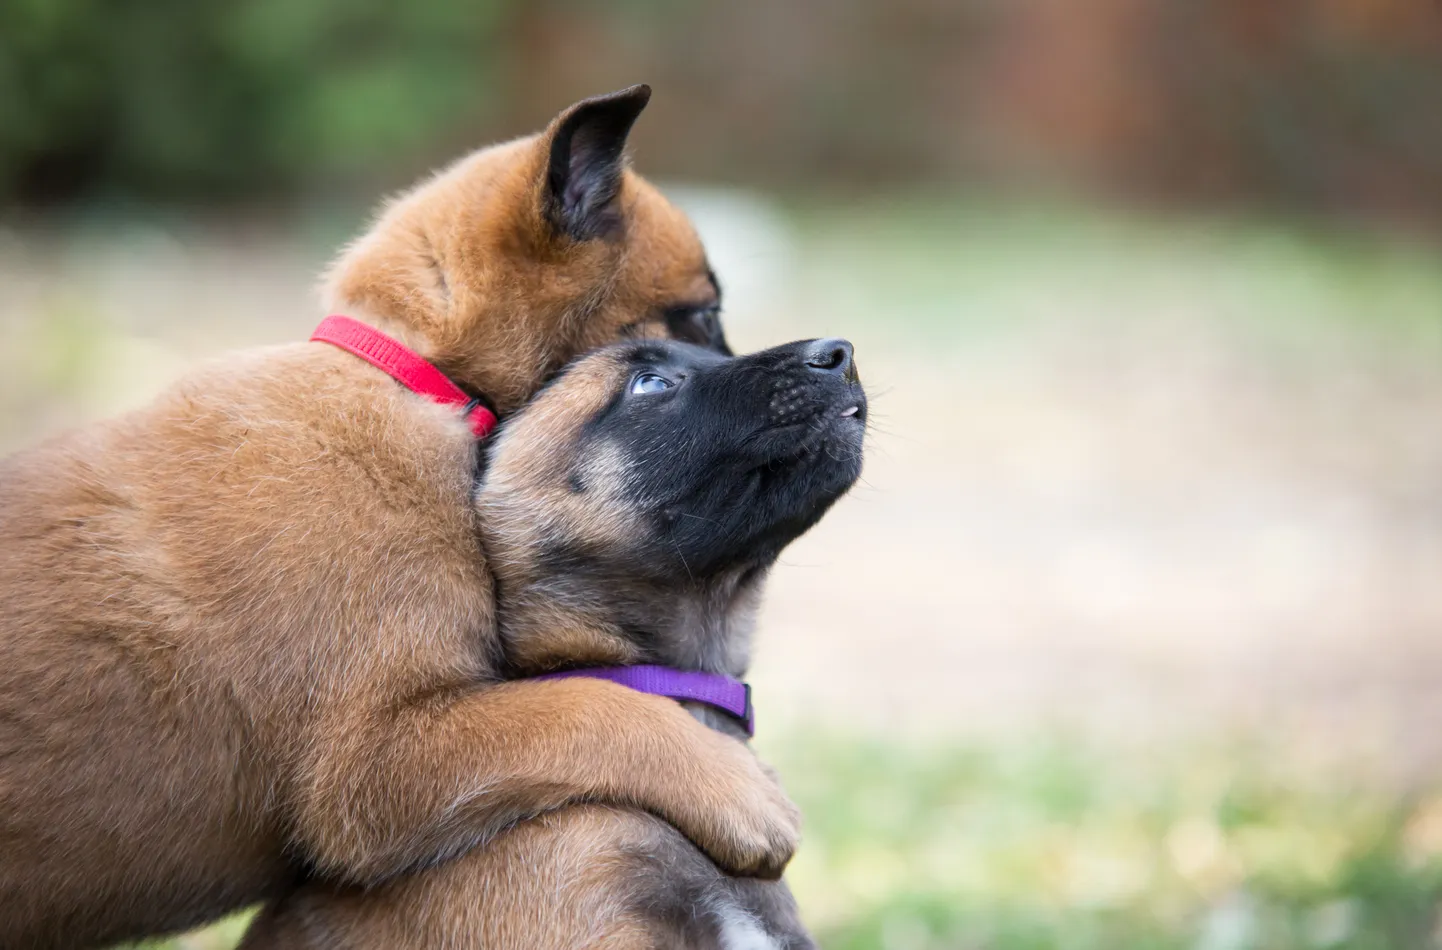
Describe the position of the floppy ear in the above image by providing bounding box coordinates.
[542,84,652,242]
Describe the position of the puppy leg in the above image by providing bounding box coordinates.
[244,805,813,950]
[293,678,798,882]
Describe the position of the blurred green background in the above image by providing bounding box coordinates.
[5,2,1442,949]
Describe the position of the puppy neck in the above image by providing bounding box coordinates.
[496,562,770,684]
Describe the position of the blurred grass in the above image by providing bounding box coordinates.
[776,735,1442,950]
[139,733,1442,950]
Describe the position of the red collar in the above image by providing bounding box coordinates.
[311,315,498,439]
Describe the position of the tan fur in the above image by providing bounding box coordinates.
[243,346,820,950]
[0,88,797,950]
[243,806,682,950]
[327,144,716,414]
[477,349,653,670]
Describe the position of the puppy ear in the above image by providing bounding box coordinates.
[542,84,652,242]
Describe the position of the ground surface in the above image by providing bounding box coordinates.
[4,195,1441,948]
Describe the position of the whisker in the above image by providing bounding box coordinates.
[671,539,694,583]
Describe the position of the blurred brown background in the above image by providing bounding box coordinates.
[515,0,1442,226]
[5,3,1442,948]
[6,0,1441,224]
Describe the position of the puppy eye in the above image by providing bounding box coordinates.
[664,306,720,346]
[630,373,674,395]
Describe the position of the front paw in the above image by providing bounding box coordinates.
[692,743,801,879]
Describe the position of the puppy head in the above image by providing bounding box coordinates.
[324,85,730,414]
[477,338,866,676]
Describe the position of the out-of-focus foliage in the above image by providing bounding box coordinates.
[0,0,512,204]
[2,0,1441,225]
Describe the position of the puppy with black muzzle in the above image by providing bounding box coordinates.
[242,336,865,949]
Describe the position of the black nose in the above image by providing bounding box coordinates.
[803,338,854,376]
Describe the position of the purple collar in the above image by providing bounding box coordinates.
[536,665,754,737]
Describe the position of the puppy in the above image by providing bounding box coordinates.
[242,335,867,950]
[0,86,796,950]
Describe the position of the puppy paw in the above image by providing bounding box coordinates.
[686,741,801,880]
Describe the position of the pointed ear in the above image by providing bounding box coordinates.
[542,84,652,242]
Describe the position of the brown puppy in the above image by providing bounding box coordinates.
[0,87,796,950]
[243,336,866,950]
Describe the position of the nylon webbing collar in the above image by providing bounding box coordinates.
[311,315,498,439]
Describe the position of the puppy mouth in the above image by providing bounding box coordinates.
[824,385,869,429]
[837,394,868,424]
[761,389,867,467]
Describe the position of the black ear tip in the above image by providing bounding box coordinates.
[571,84,651,121]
